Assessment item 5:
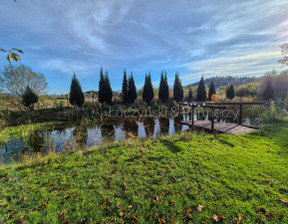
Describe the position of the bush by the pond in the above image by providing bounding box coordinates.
[262,99,288,123]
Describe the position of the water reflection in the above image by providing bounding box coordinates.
[51,127,74,152]
[1,117,194,163]
[168,118,175,136]
[73,126,88,147]
[114,124,125,142]
[153,119,161,138]
[181,113,190,131]
[27,131,44,152]
[136,121,146,139]
[87,126,102,146]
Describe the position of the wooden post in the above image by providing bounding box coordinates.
[239,104,243,125]
[211,108,214,132]
[191,106,194,130]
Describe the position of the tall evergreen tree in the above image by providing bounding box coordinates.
[127,73,137,103]
[173,73,183,103]
[226,83,235,100]
[197,77,206,101]
[187,89,193,101]
[69,73,85,107]
[98,67,105,103]
[22,86,38,111]
[104,71,113,104]
[208,81,216,101]
[263,79,274,100]
[98,68,113,104]
[121,69,128,103]
[142,73,154,103]
[158,70,169,102]
[159,72,164,102]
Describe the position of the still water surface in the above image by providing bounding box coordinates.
[0,117,190,163]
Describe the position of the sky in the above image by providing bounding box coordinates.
[0,0,287,94]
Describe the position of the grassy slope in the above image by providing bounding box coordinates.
[0,121,63,143]
[0,123,288,223]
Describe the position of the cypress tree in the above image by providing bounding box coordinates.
[127,73,137,103]
[197,77,206,101]
[263,79,274,100]
[173,73,183,103]
[22,86,38,111]
[159,72,164,102]
[208,81,216,101]
[142,73,154,103]
[98,67,105,103]
[187,89,193,101]
[230,83,235,100]
[159,70,169,103]
[163,73,169,102]
[69,73,85,107]
[121,69,128,103]
[98,68,112,104]
[104,71,113,104]
[226,83,235,100]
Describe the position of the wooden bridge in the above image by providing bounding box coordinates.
[179,102,264,135]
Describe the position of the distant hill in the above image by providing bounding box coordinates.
[185,76,262,89]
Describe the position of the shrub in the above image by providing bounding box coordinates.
[22,86,38,111]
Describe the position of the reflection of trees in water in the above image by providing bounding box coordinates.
[136,121,146,139]
[160,118,169,134]
[122,118,138,134]
[153,119,161,138]
[73,126,88,147]
[27,131,44,152]
[168,118,175,136]
[142,117,154,137]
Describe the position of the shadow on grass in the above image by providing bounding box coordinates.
[217,138,235,147]
[160,139,183,153]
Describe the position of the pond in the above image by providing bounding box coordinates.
[0,116,191,163]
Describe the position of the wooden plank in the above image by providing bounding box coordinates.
[180,120,257,135]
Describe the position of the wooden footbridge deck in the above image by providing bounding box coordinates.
[179,102,264,135]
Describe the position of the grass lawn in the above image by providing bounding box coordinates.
[0,122,63,144]
[0,123,287,223]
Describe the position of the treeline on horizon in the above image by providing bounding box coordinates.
[69,67,279,107]
[0,64,285,111]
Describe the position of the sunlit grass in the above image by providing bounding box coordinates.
[0,123,287,223]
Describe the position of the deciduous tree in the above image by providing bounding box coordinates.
[0,64,47,96]
[278,43,288,67]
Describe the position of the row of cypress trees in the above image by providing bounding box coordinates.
[98,67,113,104]
[121,70,183,104]
[121,70,137,104]
[195,77,217,101]
[192,77,234,101]
[69,71,252,107]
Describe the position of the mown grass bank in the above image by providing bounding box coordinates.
[0,121,64,144]
[0,123,288,223]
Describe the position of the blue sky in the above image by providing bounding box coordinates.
[0,0,287,94]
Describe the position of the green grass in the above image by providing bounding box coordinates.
[0,121,63,143]
[0,123,288,223]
